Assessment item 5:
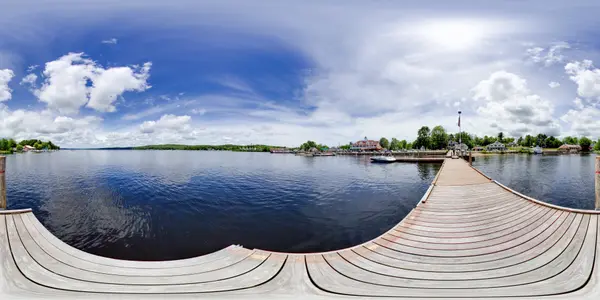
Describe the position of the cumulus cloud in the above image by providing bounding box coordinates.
[473,71,559,136]
[561,104,600,137]
[34,53,152,114]
[548,81,560,88]
[87,62,152,112]
[526,42,570,66]
[565,59,600,100]
[0,104,102,143]
[101,38,118,44]
[139,114,191,134]
[0,69,15,101]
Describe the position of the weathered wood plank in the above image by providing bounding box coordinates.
[394,205,549,241]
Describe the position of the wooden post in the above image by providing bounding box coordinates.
[596,156,600,210]
[0,156,6,210]
[469,151,472,166]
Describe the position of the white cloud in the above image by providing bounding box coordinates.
[191,108,206,115]
[139,114,191,134]
[101,38,118,44]
[0,104,102,143]
[473,71,559,136]
[213,76,254,94]
[565,59,600,100]
[0,69,15,101]
[20,73,38,88]
[548,81,560,88]
[27,65,39,72]
[560,104,600,137]
[87,62,152,112]
[526,42,570,66]
[34,53,152,114]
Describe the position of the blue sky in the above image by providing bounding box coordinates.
[1,0,600,147]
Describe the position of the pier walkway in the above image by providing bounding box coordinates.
[1,158,600,299]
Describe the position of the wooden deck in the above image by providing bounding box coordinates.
[1,157,600,299]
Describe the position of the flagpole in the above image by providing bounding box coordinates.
[458,111,462,153]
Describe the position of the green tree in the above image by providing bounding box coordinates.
[579,137,592,151]
[379,137,390,149]
[0,139,7,151]
[455,132,474,148]
[595,139,600,152]
[482,135,496,146]
[389,138,400,150]
[524,135,536,147]
[563,136,578,145]
[430,125,448,150]
[414,126,431,149]
[517,136,523,146]
[497,132,504,143]
[406,142,413,149]
[545,136,562,148]
[16,144,23,152]
[300,140,318,151]
[399,139,407,149]
[536,134,548,147]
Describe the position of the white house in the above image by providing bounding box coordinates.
[23,145,36,152]
[486,141,506,151]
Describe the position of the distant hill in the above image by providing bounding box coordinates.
[62,147,134,150]
[132,144,282,151]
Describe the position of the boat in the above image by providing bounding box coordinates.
[533,146,543,155]
[370,152,396,163]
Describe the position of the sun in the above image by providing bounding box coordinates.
[414,19,487,51]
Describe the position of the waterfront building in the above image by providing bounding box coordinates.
[558,144,582,153]
[350,137,382,151]
[486,141,506,151]
[454,143,469,152]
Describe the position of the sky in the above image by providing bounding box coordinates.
[2,0,600,148]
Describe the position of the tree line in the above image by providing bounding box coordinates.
[0,138,60,153]
[133,144,279,152]
[372,126,600,152]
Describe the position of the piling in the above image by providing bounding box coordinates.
[0,156,5,209]
[469,151,472,166]
[596,156,600,210]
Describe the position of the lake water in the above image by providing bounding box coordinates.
[472,154,598,210]
[4,151,438,260]
[5,151,597,260]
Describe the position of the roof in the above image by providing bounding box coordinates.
[558,144,581,150]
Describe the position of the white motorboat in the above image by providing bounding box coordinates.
[370,154,396,163]
[533,146,543,155]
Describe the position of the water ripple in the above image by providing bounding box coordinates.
[5,151,439,260]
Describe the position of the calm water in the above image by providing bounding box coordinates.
[472,154,598,210]
[5,151,439,260]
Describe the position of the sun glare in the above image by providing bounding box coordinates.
[414,19,488,51]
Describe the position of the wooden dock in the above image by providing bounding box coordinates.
[1,157,600,299]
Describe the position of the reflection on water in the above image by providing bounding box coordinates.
[5,151,439,260]
[473,154,597,210]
